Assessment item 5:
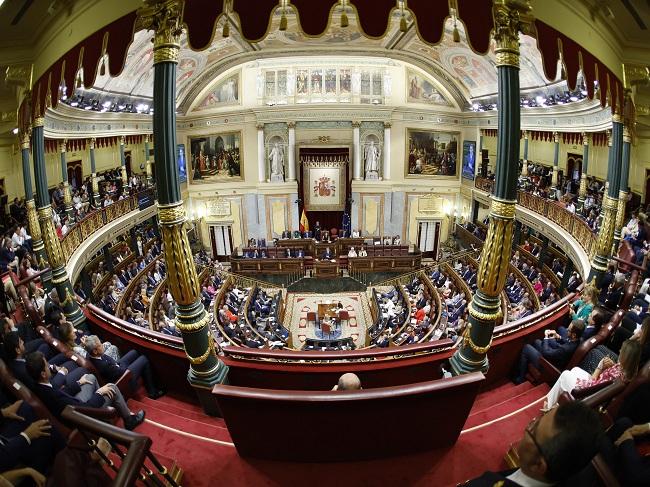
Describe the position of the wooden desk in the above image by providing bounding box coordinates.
[313,260,339,278]
[317,303,338,320]
[230,257,305,275]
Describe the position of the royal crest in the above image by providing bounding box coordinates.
[314,176,336,197]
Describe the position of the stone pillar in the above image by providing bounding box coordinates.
[60,140,74,221]
[614,125,632,251]
[119,136,128,187]
[589,115,623,285]
[521,130,529,176]
[145,134,153,186]
[32,118,85,326]
[551,131,559,189]
[257,124,266,182]
[89,138,100,207]
[450,0,531,375]
[20,132,52,292]
[287,122,296,182]
[538,235,549,266]
[471,199,479,224]
[383,122,391,180]
[352,121,362,180]
[139,0,227,414]
[577,133,590,212]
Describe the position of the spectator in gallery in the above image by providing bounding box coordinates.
[348,247,357,258]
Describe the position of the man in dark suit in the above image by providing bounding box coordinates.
[513,320,584,384]
[25,351,145,430]
[84,335,164,399]
[461,402,603,486]
[0,397,64,475]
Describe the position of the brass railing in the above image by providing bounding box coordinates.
[474,178,597,259]
[61,188,155,264]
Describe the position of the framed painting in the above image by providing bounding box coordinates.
[194,71,240,111]
[406,68,451,106]
[177,144,187,183]
[189,131,242,182]
[461,140,476,181]
[406,129,459,178]
[303,160,346,211]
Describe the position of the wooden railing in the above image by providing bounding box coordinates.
[115,255,164,318]
[474,179,597,259]
[60,188,154,264]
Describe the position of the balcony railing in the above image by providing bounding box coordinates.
[60,188,155,264]
[474,178,597,259]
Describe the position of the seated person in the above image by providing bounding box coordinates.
[25,351,146,430]
[347,246,357,258]
[321,247,333,260]
[466,402,603,487]
[358,246,367,257]
[545,339,642,409]
[513,320,585,384]
[0,396,65,476]
[604,417,650,486]
[85,335,164,399]
[332,373,362,391]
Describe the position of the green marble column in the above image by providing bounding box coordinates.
[32,118,85,326]
[21,132,52,292]
[577,133,590,212]
[139,0,227,414]
[614,125,632,251]
[450,0,531,375]
[119,136,128,187]
[60,140,74,221]
[89,138,100,207]
[145,135,153,186]
[589,116,623,285]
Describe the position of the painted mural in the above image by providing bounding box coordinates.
[406,129,458,178]
[407,68,451,106]
[195,72,240,110]
[189,131,242,182]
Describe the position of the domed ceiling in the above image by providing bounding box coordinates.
[84,8,561,115]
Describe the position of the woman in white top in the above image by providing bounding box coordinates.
[358,246,367,257]
[347,247,357,257]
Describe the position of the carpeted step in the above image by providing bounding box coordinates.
[136,395,227,427]
[128,399,232,442]
[470,380,536,414]
[463,383,549,430]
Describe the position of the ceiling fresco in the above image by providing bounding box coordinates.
[85,8,565,113]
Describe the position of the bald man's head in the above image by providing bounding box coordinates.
[333,373,362,391]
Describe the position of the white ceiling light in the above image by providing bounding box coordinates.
[12,127,18,135]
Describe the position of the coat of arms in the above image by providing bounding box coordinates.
[314,176,336,197]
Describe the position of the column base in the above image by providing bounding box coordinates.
[51,267,86,328]
[188,361,229,416]
[449,348,489,376]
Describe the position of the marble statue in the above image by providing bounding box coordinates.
[364,140,380,180]
[269,142,285,182]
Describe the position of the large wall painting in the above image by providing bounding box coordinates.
[189,131,242,182]
[406,69,451,106]
[406,129,459,178]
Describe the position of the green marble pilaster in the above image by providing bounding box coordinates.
[140,0,227,414]
[90,138,100,207]
[21,134,52,292]
[450,0,530,375]
[577,134,590,212]
[32,120,85,326]
[60,141,74,221]
[613,127,631,251]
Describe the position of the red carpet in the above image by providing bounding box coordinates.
[126,381,550,487]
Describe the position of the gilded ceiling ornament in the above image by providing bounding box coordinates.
[492,0,532,68]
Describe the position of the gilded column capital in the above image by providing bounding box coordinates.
[60,139,67,153]
[89,137,96,150]
[553,131,559,143]
[145,134,150,143]
[352,121,361,128]
[20,132,30,149]
[623,125,632,143]
[522,130,528,139]
[582,132,590,146]
[492,0,532,67]
[256,123,264,131]
[287,122,296,129]
[607,129,612,147]
[612,112,623,124]
[384,121,392,129]
[33,117,44,128]
[137,0,184,64]
[120,135,125,145]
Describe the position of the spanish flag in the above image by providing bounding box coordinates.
[299,209,309,233]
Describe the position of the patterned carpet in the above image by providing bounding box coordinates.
[284,292,373,348]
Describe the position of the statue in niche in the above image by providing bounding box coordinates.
[268,142,285,182]
[364,140,381,180]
